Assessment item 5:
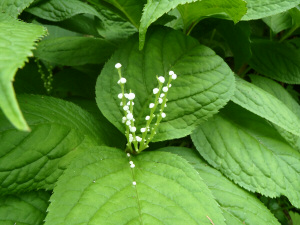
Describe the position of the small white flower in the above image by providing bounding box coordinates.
[129,161,134,165]
[169,71,174,75]
[120,102,123,106]
[153,88,159,94]
[127,93,135,100]
[172,74,177,80]
[119,77,126,84]
[136,136,142,142]
[130,164,135,168]
[132,181,136,185]
[127,101,134,106]
[130,126,136,132]
[127,113,133,120]
[158,76,165,83]
[140,128,146,133]
[115,63,122,68]
[129,134,133,142]
[158,98,163,104]
[122,117,126,123]
[162,86,168,92]
[127,153,131,157]
[160,93,165,98]
[145,116,150,120]
[118,93,123,99]
[168,84,172,88]
[149,103,155,108]
[124,93,129,98]
[126,120,131,126]
[165,104,167,107]
[123,105,129,111]
[161,112,166,118]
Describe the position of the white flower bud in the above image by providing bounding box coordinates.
[158,76,165,83]
[160,93,165,98]
[129,134,133,142]
[115,63,122,68]
[169,71,174,75]
[161,112,166,118]
[130,126,136,132]
[123,105,129,111]
[168,84,172,88]
[162,86,168,92]
[145,116,150,120]
[172,74,177,80]
[122,117,126,123]
[133,181,136,185]
[119,77,126,84]
[129,161,134,165]
[127,113,133,120]
[149,103,155,108]
[127,153,131,157]
[140,128,146,133]
[118,93,123,99]
[126,120,131,126]
[158,98,163,104]
[136,136,142,142]
[130,164,135,168]
[153,88,159,94]
[127,93,135,100]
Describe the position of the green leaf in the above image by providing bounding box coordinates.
[160,147,281,225]
[90,0,146,28]
[216,21,251,71]
[34,36,116,66]
[0,95,113,195]
[289,211,300,224]
[241,0,300,20]
[45,146,226,225]
[26,0,101,21]
[0,191,50,225]
[231,76,300,137]
[96,27,235,142]
[250,75,300,153]
[0,14,46,131]
[191,103,300,208]
[262,11,293,34]
[177,0,247,34]
[0,0,34,18]
[249,39,300,84]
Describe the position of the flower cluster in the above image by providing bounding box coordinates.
[115,63,177,154]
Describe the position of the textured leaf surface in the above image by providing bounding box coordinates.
[0,191,50,225]
[177,0,247,34]
[191,103,300,208]
[34,36,116,66]
[0,95,112,195]
[139,0,196,49]
[232,76,300,137]
[242,0,300,20]
[262,11,292,34]
[96,27,234,142]
[0,14,46,131]
[0,0,34,18]
[160,147,280,225]
[250,75,300,153]
[45,146,226,225]
[249,39,300,84]
[26,0,100,21]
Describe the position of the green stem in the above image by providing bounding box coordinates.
[279,25,298,43]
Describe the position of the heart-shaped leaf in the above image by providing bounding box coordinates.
[45,146,226,225]
[96,27,234,142]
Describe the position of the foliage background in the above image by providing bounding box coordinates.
[0,0,300,224]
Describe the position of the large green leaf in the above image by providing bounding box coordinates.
[160,147,280,225]
[241,0,300,20]
[45,146,226,225]
[249,39,300,84]
[250,75,300,152]
[0,95,116,195]
[96,27,235,142]
[0,191,50,225]
[262,11,293,34]
[26,0,101,21]
[0,14,46,131]
[0,0,34,18]
[177,0,247,34]
[231,76,300,137]
[191,103,300,208]
[34,36,116,66]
